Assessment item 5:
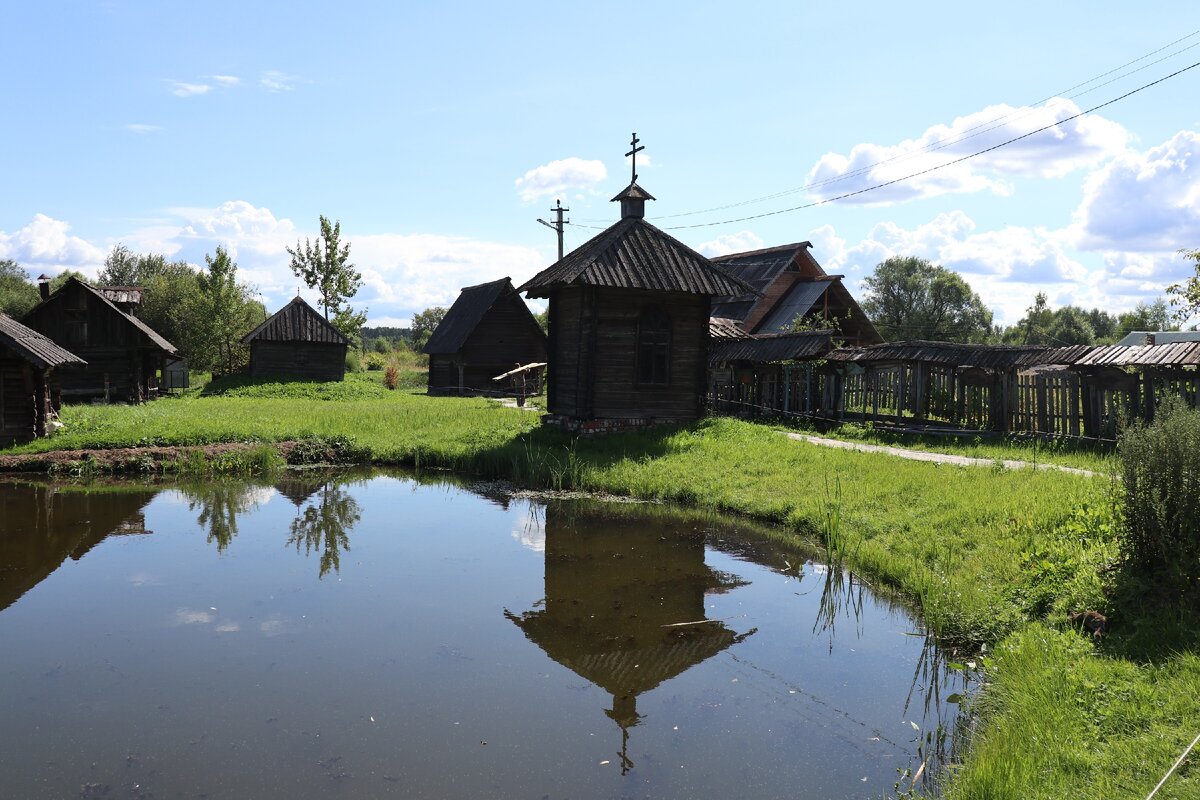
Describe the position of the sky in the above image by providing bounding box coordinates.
[2,1,1199,328]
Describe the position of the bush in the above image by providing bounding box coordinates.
[364,352,387,371]
[383,365,399,390]
[1118,397,1200,585]
[345,349,363,373]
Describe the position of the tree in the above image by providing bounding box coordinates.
[286,216,365,342]
[1046,306,1096,346]
[190,246,266,375]
[97,244,200,350]
[0,259,39,318]
[1116,299,1173,339]
[410,306,447,349]
[1168,247,1200,323]
[860,256,993,343]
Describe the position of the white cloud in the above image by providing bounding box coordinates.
[807,98,1129,204]
[1073,129,1200,253]
[170,81,211,97]
[515,157,607,202]
[259,70,297,92]
[211,74,240,86]
[0,214,106,275]
[697,230,764,257]
[812,212,1098,324]
[125,123,162,134]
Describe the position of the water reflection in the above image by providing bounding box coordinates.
[0,482,156,613]
[181,483,272,552]
[506,501,755,773]
[285,482,361,578]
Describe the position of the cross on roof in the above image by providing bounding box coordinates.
[626,132,644,184]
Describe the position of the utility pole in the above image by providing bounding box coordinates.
[537,198,569,262]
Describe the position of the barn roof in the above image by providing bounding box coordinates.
[423,277,520,355]
[1072,341,1200,368]
[709,331,834,365]
[517,218,754,299]
[242,296,348,345]
[26,278,178,356]
[710,242,815,297]
[0,313,86,369]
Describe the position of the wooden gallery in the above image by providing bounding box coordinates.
[518,166,752,432]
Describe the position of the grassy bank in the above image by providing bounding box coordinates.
[3,375,1197,798]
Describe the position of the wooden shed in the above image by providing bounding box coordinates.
[0,313,85,446]
[242,296,348,382]
[710,242,882,345]
[21,276,177,403]
[517,179,753,432]
[423,277,547,396]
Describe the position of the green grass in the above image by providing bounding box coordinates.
[4,378,1197,799]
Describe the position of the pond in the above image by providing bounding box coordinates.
[0,471,967,799]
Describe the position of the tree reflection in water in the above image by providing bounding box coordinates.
[184,483,270,553]
[285,482,361,579]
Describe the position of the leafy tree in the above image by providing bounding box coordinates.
[286,482,361,579]
[1168,247,1200,323]
[410,306,447,349]
[286,216,366,342]
[0,259,39,318]
[861,256,993,342]
[189,246,266,375]
[1117,298,1173,338]
[97,244,200,350]
[1086,308,1119,343]
[1045,306,1096,346]
[49,269,91,292]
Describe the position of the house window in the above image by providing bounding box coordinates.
[636,306,670,386]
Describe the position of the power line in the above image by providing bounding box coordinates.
[657,59,1200,231]
[653,30,1200,221]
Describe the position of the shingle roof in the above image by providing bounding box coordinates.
[423,277,517,355]
[242,296,348,345]
[1073,341,1200,368]
[0,313,86,369]
[710,331,834,365]
[826,341,1064,370]
[709,317,750,340]
[517,218,755,298]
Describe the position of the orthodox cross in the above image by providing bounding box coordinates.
[626,132,644,184]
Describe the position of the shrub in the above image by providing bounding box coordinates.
[364,352,387,371]
[1118,396,1200,585]
[345,349,363,373]
[383,365,399,390]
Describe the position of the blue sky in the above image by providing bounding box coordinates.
[2,1,1199,327]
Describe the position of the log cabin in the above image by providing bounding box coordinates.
[21,276,176,403]
[423,277,547,396]
[0,312,86,446]
[709,242,882,345]
[517,175,754,432]
[242,296,348,382]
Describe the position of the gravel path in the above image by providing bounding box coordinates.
[782,432,1102,478]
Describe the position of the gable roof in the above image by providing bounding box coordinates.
[26,277,178,356]
[422,277,529,355]
[755,280,836,334]
[710,242,816,297]
[0,313,86,369]
[242,296,348,345]
[517,218,754,299]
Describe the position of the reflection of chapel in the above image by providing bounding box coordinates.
[506,502,752,772]
[518,135,753,432]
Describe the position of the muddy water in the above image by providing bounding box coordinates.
[0,473,965,799]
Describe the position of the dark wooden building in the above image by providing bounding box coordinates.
[518,174,753,432]
[0,313,86,446]
[22,277,177,403]
[242,296,348,382]
[710,241,882,345]
[423,277,547,396]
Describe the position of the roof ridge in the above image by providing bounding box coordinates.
[709,241,811,262]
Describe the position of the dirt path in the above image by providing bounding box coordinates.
[781,432,1102,478]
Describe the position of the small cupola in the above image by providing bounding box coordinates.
[611,132,656,220]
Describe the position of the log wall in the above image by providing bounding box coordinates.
[248,341,346,382]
